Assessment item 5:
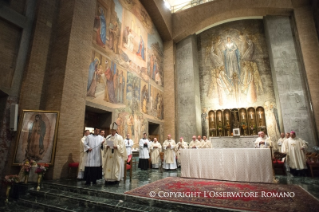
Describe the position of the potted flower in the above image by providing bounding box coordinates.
[35,163,49,191]
[241,122,247,136]
[20,159,36,184]
[3,175,19,202]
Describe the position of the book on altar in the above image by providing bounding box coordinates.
[107,140,114,148]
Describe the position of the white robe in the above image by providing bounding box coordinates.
[277,138,285,152]
[125,138,133,156]
[189,140,201,149]
[163,139,177,169]
[175,141,188,166]
[77,136,87,179]
[284,137,308,170]
[150,142,162,168]
[201,140,212,148]
[139,138,150,159]
[103,134,127,181]
[83,135,104,167]
[254,136,272,148]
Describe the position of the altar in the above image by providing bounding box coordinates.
[210,136,258,148]
[180,148,273,183]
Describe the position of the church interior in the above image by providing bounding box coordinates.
[1,0,319,211]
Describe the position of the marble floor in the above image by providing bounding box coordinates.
[51,167,319,199]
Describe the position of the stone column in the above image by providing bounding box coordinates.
[264,16,316,147]
[294,6,319,144]
[175,35,201,141]
[41,0,96,179]
[163,40,176,140]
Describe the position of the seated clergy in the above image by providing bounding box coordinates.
[189,135,201,149]
[163,134,177,170]
[283,131,308,176]
[150,138,162,168]
[201,136,212,148]
[103,123,127,184]
[175,137,188,167]
[138,133,150,170]
[254,131,272,148]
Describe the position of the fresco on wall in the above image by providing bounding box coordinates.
[198,20,280,142]
[87,0,164,143]
[149,85,164,120]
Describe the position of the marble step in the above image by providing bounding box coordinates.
[40,182,232,212]
[24,187,167,212]
[0,200,47,212]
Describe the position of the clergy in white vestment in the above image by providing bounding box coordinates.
[77,130,90,179]
[284,131,308,176]
[189,135,201,149]
[125,134,133,156]
[163,134,177,170]
[201,136,212,148]
[277,133,286,152]
[83,128,105,185]
[254,131,272,148]
[103,122,127,184]
[281,132,290,171]
[197,135,204,148]
[150,138,162,168]
[175,137,188,167]
[138,133,150,170]
[100,130,106,174]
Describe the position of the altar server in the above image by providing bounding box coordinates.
[277,133,286,152]
[189,135,201,149]
[163,134,177,170]
[175,137,188,167]
[103,122,127,184]
[138,132,150,170]
[150,138,162,168]
[125,134,133,157]
[201,136,212,148]
[284,131,308,176]
[83,128,104,185]
[78,130,90,179]
[254,131,272,148]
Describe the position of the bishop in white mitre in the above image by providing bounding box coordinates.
[138,132,150,170]
[103,122,127,184]
[163,134,177,170]
[83,128,104,185]
[277,133,286,152]
[189,135,201,149]
[284,131,308,176]
[77,130,90,179]
[254,131,272,148]
[150,138,162,168]
[175,137,188,167]
[125,133,133,157]
[201,136,212,148]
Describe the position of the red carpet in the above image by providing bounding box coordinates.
[125,177,319,211]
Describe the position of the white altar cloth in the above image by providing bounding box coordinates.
[180,148,273,183]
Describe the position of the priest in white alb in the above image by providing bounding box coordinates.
[125,133,133,157]
[150,138,162,168]
[103,122,127,184]
[254,131,272,148]
[277,133,286,152]
[175,137,188,167]
[189,135,201,149]
[284,131,308,176]
[163,134,177,170]
[201,136,212,148]
[83,128,105,185]
[138,132,150,170]
[78,130,90,179]
[197,135,204,148]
